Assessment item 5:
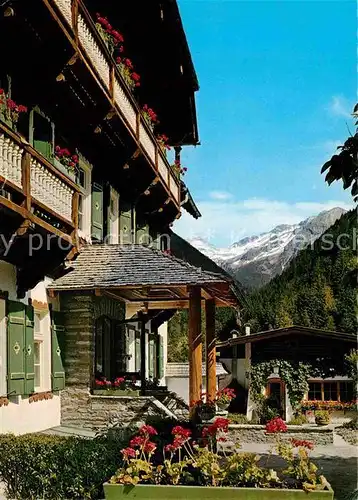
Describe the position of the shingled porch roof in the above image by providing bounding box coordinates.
[49,244,240,308]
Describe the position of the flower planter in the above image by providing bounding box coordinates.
[92,389,140,397]
[217,402,230,411]
[103,484,333,500]
[53,157,76,183]
[0,109,15,130]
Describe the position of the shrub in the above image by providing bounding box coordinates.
[228,413,249,424]
[0,431,130,499]
[287,414,308,425]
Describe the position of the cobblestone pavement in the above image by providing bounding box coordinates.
[240,432,358,500]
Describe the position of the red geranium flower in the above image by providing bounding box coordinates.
[129,436,146,448]
[139,424,157,436]
[265,417,288,434]
[131,72,140,82]
[121,447,136,459]
[143,441,156,454]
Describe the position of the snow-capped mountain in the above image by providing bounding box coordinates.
[189,208,346,289]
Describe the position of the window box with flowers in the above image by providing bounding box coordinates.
[141,105,159,131]
[216,388,236,411]
[93,377,140,397]
[0,88,27,131]
[116,57,141,92]
[172,160,187,179]
[156,134,171,157]
[103,418,333,499]
[53,146,79,182]
[95,14,124,55]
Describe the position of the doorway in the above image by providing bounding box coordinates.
[266,379,285,418]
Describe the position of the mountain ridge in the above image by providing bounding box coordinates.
[189,207,347,289]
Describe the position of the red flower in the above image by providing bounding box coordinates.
[121,447,136,459]
[112,30,124,42]
[0,88,4,95]
[131,72,140,82]
[135,82,140,87]
[172,426,191,439]
[116,56,122,64]
[129,436,146,448]
[265,417,288,434]
[144,441,156,454]
[139,424,157,436]
[164,443,175,453]
[6,99,16,110]
[119,46,124,53]
[214,417,229,432]
[124,58,133,69]
[71,154,79,163]
[291,439,314,450]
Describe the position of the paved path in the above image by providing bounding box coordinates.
[240,434,358,500]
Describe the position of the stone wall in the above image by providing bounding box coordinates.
[61,387,171,430]
[229,424,334,445]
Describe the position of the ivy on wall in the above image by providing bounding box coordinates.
[249,358,348,412]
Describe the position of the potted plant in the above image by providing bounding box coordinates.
[0,89,27,130]
[315,410,330,426]
[216,388,236,411]
[93,376,140,396]
[141,104,159,131]
[172,159,187,178]
[156,134,171,155]
[53,146,78,181]
[116,57,140,91]
[103,418,333,499]
[95,13,124,55]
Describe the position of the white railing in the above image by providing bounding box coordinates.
[52,0,181,205]
[30,159,74,222]
[78,14,110,89]
[139,124,156,165]
[0,134,22,188]
[54,0,72,27]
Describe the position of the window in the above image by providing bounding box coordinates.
[308,382,322,401]
[340,382,354,402]
[34,311,44,391]
[323,382,337,401]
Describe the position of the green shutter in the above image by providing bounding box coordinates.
[135,332,140,373]
[148,335,155,378]
[31,109,53,161]
[91,182,104,242]
[120,201,133,244]
[7,301,26,396]
[158,335,164,378]
[24,305,35,395]
[51,311,65,391]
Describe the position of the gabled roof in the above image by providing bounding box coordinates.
[166,362,228,378]
[217,325,357,348]
[49,244,230,290]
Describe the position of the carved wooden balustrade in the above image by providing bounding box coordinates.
[47,0,181,207]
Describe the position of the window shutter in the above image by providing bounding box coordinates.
[158,335,164,378]
[91,182,104,242]
[24,305,35,395]
[148,335,155,378]
[31,109,54,162]
[120,201,133,244]
[7,300,26,396]
[51,311,65,391]
[135,332,140,373]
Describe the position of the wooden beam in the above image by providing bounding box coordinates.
[188,286,202,410]
[21,152,31,211]
[205,299,216,403]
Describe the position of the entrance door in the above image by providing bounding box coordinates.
[267,379,285,418]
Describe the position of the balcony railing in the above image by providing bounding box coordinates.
[0,123,78,237]
[50,0,181,206]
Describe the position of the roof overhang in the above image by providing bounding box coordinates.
[217,325,357,348]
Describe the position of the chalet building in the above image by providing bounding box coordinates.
[0,0,241,433]
[218,326,357,422]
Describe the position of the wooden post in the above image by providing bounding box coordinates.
[139,312,147,395]
[205,298,216,403]
[188,286,202,408]
[21,152,31,211]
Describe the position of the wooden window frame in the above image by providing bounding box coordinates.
[34,310,46,392]
[307,381,353,402]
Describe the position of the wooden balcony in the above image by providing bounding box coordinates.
[44,0,181,207]
[0,122,79,245]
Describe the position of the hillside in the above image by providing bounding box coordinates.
[243,209,357,334]
[189,207,346,289]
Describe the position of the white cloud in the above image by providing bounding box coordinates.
[209,190,233,200]
[327,96,352,119]
[174,197,352,247]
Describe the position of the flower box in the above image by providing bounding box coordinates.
[92,389,140,397]
[53,157,76,183]
[103,484,334,500]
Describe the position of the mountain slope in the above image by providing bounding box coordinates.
[243,208,357,334]
[189,207,346,289]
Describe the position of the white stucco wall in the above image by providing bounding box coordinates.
[0,261,61,434]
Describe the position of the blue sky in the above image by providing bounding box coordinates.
[173,0,356,246]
